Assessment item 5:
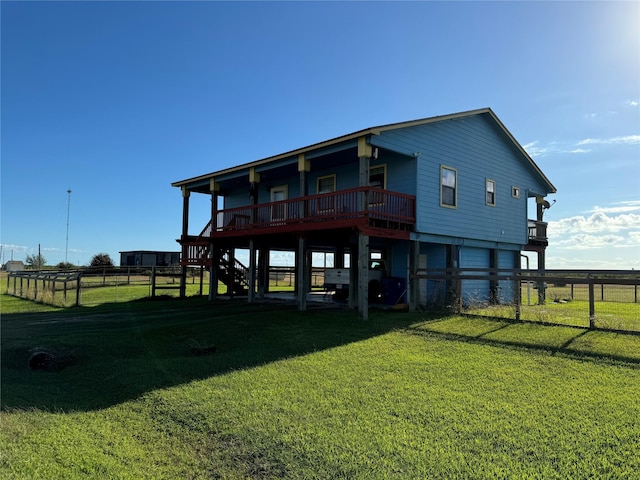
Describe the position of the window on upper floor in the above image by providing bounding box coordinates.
[486,179,496,206]
[369,164,387,206]
[369,164,386,189]
[317,174,336,194]
[317,174,336,213]
[441,166,457,208]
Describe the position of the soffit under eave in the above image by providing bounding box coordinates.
[172,139,362,191]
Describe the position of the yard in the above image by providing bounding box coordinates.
[1,294,639,479]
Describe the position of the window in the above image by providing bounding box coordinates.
[512,186,520,198]
[369,165,386,189]
[486,179,496,206]
[440,166,457,208]
[369,165,386,206]
[316,175,336,213]
[317,175,336,194]
[270,185,288,222]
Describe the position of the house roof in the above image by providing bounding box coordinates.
[172,107,556,194]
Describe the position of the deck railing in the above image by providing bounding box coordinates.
[196,187,416,238]
[528,220,548,243]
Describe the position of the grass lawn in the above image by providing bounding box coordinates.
[468,299,640,332]
[1,294,639,479]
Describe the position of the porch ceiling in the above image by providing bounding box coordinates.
[186,147,359,195]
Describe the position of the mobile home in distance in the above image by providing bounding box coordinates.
[119,251,180,268]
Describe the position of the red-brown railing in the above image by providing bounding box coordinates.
[195,187,415,239]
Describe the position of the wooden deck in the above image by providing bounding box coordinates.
[524,220,549,251]
[199,187,415,239]
[179,188,548,265]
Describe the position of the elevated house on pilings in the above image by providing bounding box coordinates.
[172,108,556,319]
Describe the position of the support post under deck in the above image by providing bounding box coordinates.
[180,187,190,298]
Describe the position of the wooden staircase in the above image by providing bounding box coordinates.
[217,252,249,295]
[182,238,249,295]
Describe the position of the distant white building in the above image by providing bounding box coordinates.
[4,260,25,272]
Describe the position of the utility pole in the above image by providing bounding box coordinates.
[65,189,72,263]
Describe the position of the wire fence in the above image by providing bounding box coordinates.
[5,267,198,307]
[418,269,639,333]
[6,267,639,333]
[4,266,328,307]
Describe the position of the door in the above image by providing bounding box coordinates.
[270,185,288,222]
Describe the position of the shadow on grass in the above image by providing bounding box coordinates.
[407,314,640,366]
[3,296,638,413]
[1,296,419,412]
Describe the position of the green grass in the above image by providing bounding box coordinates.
[468,299,640,332]
[2,295,639,479]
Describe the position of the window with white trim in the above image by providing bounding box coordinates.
[486,179,496,206]
[317,174,336,214]
[369,164,386,206]
[317,174,336,194]
[369,164,386,189]
[270,185,288,221]
[441,166,457,208]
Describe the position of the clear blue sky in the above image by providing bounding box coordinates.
[2,1,639,269]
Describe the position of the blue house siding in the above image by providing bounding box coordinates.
[224,149,416,210]
[377,151,417,196]
[460,246,491,305]
[421,243,448,306]
[498,249,516,303]
[375,114,549,249]
[388,241,409,279]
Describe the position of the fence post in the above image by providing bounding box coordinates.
[455,269,463,314]
[76,273,82,306]
[514,271,521,321]
[151,267,156,298]
[588,275,595,329]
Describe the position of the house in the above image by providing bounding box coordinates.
[119,250,181,267]
[172,108,556,319]
[4,260,25,272]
